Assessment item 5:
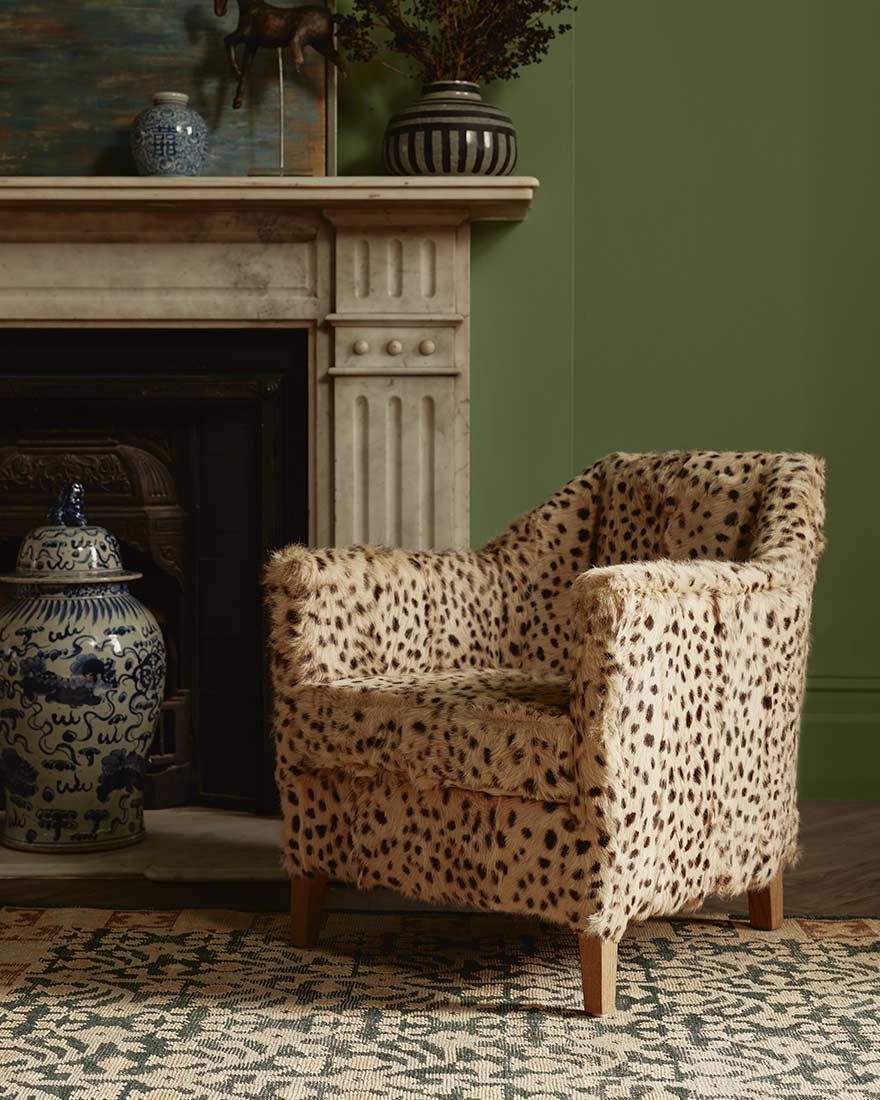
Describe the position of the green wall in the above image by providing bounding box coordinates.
[338,2,879,800]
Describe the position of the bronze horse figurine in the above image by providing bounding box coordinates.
[214,0,344,109]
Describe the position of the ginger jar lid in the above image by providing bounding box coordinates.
[0,482,141,585]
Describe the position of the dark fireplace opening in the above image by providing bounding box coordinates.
[0,329,309,814]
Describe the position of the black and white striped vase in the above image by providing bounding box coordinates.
[383,81,517,176]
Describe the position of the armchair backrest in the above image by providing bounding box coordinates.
[507,451,825,675]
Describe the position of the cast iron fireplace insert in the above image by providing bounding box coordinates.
[0,328,309,815]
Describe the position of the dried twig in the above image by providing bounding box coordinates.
[335,0,575,85]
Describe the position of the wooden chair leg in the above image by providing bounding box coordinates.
[290,872,327,947]
[748,868,784,931]
[578,934,618,1016]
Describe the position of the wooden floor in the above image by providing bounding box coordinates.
[2,801,878,915]
[699,801,880,917]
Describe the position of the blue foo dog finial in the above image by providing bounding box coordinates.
[48,482,88,527]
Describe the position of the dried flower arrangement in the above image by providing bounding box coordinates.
[335,0,575,84]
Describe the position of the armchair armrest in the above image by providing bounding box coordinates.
[568,557,814,940]
[265,543,522,683]
[575,557,798,602]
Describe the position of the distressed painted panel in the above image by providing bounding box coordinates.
[0,241,319,320]
[0,1,327,175]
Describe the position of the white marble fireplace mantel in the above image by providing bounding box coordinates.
[0,176,538,549]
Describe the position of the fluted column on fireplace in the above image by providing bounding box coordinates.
[326,210,470,549]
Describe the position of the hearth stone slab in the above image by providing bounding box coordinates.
[0,807,444,911]
[0,808,286,881]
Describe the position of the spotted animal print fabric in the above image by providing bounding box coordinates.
[266,452,825,941]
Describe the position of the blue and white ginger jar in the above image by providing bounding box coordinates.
[131,91,208,177]
[0,483,166,852]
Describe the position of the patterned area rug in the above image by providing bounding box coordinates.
[1,908,878,1100]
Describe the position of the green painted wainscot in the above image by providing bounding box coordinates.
[338,0,879,800]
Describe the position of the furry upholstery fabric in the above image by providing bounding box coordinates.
[287,669,575,800]
[266,452,825,941]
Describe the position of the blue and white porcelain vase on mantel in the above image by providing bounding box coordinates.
[0,483,165,853]
[130,91,208,177]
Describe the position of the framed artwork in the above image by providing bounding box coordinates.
[0,1,335,176]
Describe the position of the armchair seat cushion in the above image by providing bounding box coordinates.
[277,668,577,802]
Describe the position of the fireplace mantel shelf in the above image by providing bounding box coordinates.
[0,176,538,221]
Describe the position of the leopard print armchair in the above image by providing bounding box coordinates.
[265,451,825,1013]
